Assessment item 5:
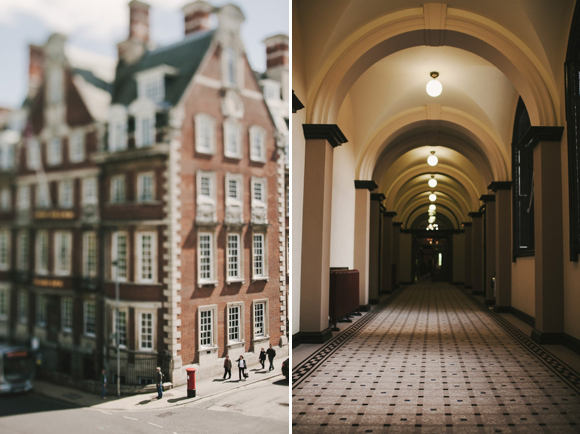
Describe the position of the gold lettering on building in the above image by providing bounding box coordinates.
[33,278,64,288]
[34,210,75,220]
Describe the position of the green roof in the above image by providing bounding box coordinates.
[112,30,215,106]
[73,68,112,94]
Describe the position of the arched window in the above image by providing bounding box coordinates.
[566,1,580,261]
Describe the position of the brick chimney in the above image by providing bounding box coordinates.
[28,44,44,99]
[128,0,150,42]
[264,34,288,69]
[182,1,214,36]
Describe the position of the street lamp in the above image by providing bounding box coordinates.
[112,259,120,397]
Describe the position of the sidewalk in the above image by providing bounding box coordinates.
[33,361,285,411]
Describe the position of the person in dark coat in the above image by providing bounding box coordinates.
[259,348,267,369]
[237,355,247,381]
[223,355,232,380]
[100,368,107,399]
[266,344,276,371]
[156,367,163,399]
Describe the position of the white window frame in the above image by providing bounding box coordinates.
[251,177,267,209]
[227,301,244,345]
[252,299,269,339]
[196,170,216,206]
[135,112,155,148]
[137,72,165,104]
[222,47,243,88]
[84,300,96,337]
[36,294,47,328]
[198,304,217,348]
[59,179,74,209]
[82,177,98,205]
[113,308,128,348]
[197,231,217,286]
[0,229,10,271]
[137,172,155,202]
[18,291,28,323]
[252,232,268,280]
[17,185,30,210]
[69,130,85,163]
[223,118,241,159]
[36,183,50,209]
[110,175,125,204]
[17,230,28,271]
[194,113,216,155]
[137,310,155,352]
[0,289,8,321]
[226,232,243,283]
[0,187,11,211]
[35,230,49,275]
[225,173,243,207]
[27,138,41,170]
[136,231,156,284]
[108,106,128,152]
[61,297,73,332]
[249,125,266,162]
[54,231,72,276]
[47,137,62,166]
[83,231,97,278]
[112,231,128,282]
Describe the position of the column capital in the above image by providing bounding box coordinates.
[292,90,304,113]
[479,194,495,202]
[355,180,378,191]
[522,126,564,150]
[303,124,348,148]
[371,193,385,201]
[468,211,483,218]
[488,181,512,192]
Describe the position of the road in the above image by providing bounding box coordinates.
[0,376,289,434]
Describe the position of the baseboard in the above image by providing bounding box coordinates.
[531,329,565,345]
[292,333,301,348]
[296,327,333,345]
[359,304,371,312]
[484,299,495,306]
[563,333,580,355]
[494,305,535,327]
[368,299,379,305]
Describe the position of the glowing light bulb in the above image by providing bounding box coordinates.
[426,72,442,97]
[427,151,438,166]
[428,177,437,188]
[429,204,436,211]
[429,193,437,202]
[428,216,436,224]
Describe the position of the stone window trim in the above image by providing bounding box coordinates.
[225,173,243,207]
[221,46,244,89]
[36,294,47,328]
[252,298,270,341]
[249,125,267,163]
[0,187,11,211]
[58,179,74,209]
[226,231,244,284]
[108,105,128,153]
[112,307,129,348]
[17,230,29,271]
[83,231,98,278]
[194,113,216,155]
[136,231,156,284]
[135,64,177,104]
[226,301,245,347]
[136,309,156,353]
[0,229,11,271]
[110,174,126,204]
[251,177,267,209]
[61,297,73,333]
[36,182,51,209]
[197,231,218,287]
[83,299,96,338]
[54,231,72,276]
[27,138,41,170]
[133,108,156,149]
[18,291,28,324]
[82,176,98,205]
[35,230,49,275]
[47,137,63,166]
[252,230,269,282]
[17,185,30,211]
[112,231,129,282]
[223,118,242,159]
[69,129,85,163]
[137,171,156,203]
[198,304,218,350]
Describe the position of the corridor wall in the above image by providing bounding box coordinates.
[453,233,466,284]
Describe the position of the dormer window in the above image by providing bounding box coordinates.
[136,65,177,105]
[136,112,155,148]
[142,75,164,104]
[108,105,128,152]
[262,81,280,101]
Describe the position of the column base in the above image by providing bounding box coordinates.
[296,327,333,344]
[484,299,495,306]
[360,304,371,312]
[368,298,379,305]
[530,329,565,345]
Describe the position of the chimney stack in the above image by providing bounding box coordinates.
[264,34,288,69]
[28,44,44,99]
[128,0,150,42]
[182,1,214,36]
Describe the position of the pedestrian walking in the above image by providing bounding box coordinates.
[237,355,248,381]
[156,367,163,399]
[266,344,276,371]
[259,348,266,369]
[223,355,232,380]
[100,368,107,399]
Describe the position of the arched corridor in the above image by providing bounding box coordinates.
[292,282,580,432]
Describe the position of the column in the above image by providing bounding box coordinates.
[354,181,378,312]
[481,195,496,305]
[462,222,472,289]
[489,182,512,309]
[469,212,484,295]
[381,211,396,294]
[368,194,384,306]
[392,222,402,289]
[299,124,347,343]
[525,127,565,343]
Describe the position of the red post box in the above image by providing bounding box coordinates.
[186,367,196,398]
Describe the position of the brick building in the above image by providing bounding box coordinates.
[0,0,288,388]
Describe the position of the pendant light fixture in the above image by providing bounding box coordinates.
[426,71,442,97]
[428,175,437,188]
[427,151,438,166]
[429,192,437,202]
[428,204,436,212]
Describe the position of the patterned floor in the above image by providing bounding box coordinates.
[292,282,580,433]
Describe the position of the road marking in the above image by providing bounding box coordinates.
[148,422,163,428]
[208,405,228,412]
[99,411,112,415]
[123,416,138,421]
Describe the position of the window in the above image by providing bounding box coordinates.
[223,118,241,158]
[48,68,63,104]
[84,300,96,337]
[111,175,125,203]
[251,177,267,208]
[0,289,7,320]
[36,295,46,328]
[47,138,62,166]
[228,304,242,343]
[137,232,155,283]
[136,113,155,148]
[253,300,267,338]
[253,233,266,278]
[199,308,213,347]
[36,183,50,209]
[112,232,128,281]
[69,130,85,163]
[226,174,242,204]
[223,47,238,87]
[139,312,154,351]
[0,144,14,170]
[249,126,266,162]
[61,297,73,332]
[0,187,11,211]
[195,113,216,154]
[109,120,127,152]
[198,232,215,284]
[227,233,241,280]
[27,139,41,170]
[139,75,164,104]
[54,231,72,275]
[36,231,49,275]
[83,232,97,277]
[18,292,28,323]
[82,177,98,205]
[113,309,127,347]
[17,231,28,271]
[197,171,216,204]
[59,180,74,208]
[17,185,30,210]
[137,172,154,202]
[0,230,10,270]
[512,98,534,257]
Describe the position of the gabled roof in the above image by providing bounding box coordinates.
[112,30,215,107]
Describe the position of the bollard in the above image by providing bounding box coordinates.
[186,367,196,398]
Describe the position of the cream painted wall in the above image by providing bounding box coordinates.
[511,257,535,318]
[453,233,465,284]
[399,232,413,283]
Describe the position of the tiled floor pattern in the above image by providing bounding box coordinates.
[292,282,580,433]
